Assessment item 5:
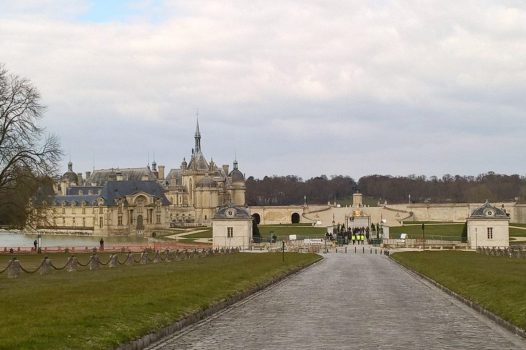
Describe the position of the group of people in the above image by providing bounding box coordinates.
[327,226,371,245]
[351,227,370,245]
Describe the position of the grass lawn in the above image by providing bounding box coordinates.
[0,252,320,350]
[183,228,213,239]
[259,224,326,239]
[510,227,526,237]
[392,251,526,330]
[389,224,464,240]
[510,223,526,228]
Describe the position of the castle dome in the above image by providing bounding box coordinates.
[61,161,78,184]
[229,159,244,183]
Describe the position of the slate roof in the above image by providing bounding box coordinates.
[53,195,98,206]
[66,186,103,196]
[469,201,508,219]
[188,151,209,171]
[214,205,251,219]
[100,180,170,206]
[86,167,155,185]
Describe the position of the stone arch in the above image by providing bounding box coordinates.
[137,215,144,230]
[252,213,261,225]
[291,212,300,224]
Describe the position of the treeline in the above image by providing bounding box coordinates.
[245,175,356,206]
[358,172,526,204]
[246,172,526,205]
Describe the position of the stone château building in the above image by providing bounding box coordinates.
[467,201,509,249]
[38,121,247,236]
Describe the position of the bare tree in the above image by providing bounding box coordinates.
[0,64,62,226]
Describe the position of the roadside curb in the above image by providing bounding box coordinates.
[116,255,323,350]
[389,255,526,340]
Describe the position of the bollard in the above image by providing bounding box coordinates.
[335,248,337,253]
[125,252,133,265]
[362,247,365,254]
[40,257,52,275]
[66,256,78,272]
[7,258,21,278]
[89,254,99,270]
[370,248,372,254]
[345,247,347,253]
[354,246,357,254]
[375,249,377,254]
[109,254,118,268]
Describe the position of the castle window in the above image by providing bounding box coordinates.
[82,218,86,227]
[205,215,207,220]
[487,227,493,239]
[156,214,161,224]
[82,207,85,214]
[118,216,123,226]
[227,227,233,238]
[99,217,103,228]
[72,217,76,226]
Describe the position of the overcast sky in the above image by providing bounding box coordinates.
[1,0,525,180]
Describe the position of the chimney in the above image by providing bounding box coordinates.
[85,171,91,180]
[77,173,83,184]
[158,165,165,180]
[222,164,229,175]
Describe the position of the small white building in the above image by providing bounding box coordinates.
[467,201,509,249]
[212,205,253,249]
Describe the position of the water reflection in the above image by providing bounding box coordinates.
[0,231,149,248]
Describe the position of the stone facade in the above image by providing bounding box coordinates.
[467,201,509,249]
[212,205,252,249]
[36,121,246,236]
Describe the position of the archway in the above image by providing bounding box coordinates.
[291,212,300,224]
[252,213,261,225]
[137,215,144,230]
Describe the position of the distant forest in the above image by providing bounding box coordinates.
[245,172,526,206]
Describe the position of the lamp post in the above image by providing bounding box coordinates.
[422,223,425,251]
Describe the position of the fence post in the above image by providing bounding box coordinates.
[7,258,21,278]
[66,256,78,272]
[109,254,118,268]
[124,252,132,265]
[40,257,52,275]
[89,254,99,270]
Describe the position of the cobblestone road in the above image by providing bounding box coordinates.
[147,252,526,349]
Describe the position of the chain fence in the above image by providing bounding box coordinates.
[0,247,239,279]
[477,246,526,259]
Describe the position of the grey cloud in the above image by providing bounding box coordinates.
[1,0,526,179]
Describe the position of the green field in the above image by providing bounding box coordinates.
[392,251,526,330]
[183,228,213,239]
[510,227,526,237]
[259,224,326,240]
[389,224,465,240]
[511,223,526,228]
[0,252,320,350]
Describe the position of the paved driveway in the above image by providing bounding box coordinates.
[147,252,526,349]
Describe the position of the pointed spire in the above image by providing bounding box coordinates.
[194,114,201,153]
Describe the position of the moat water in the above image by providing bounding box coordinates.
[0,231,149,248]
